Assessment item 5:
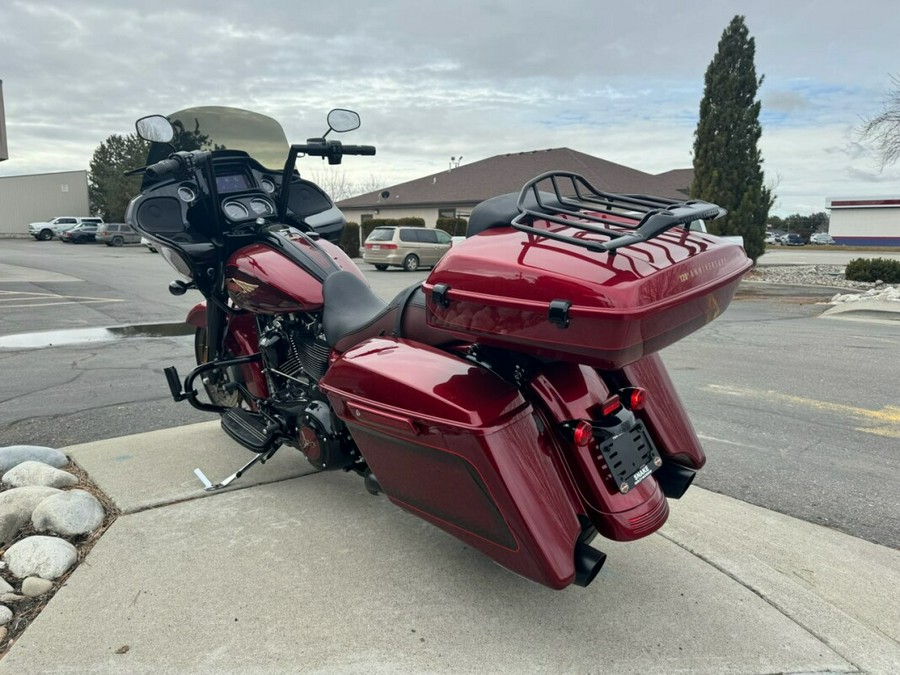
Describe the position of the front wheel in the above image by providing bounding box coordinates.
[194,327,244,408]
[403,254,420,272]
[39,229,53,241]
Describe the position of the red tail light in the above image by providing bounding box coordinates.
[573,420,593,447]
[601,395,621,417]
[380,243,398,250]
[620,387,647,411]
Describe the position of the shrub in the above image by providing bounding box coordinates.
[339,222,360,258]
[845,257,900,283]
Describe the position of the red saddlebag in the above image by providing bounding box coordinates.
[319,338,582,589]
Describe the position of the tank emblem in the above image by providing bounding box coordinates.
[226,278,258,300]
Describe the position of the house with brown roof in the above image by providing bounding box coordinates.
[336,147,693,227]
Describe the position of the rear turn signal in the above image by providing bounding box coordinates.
[573,420,593,447]
[620,387,647,411]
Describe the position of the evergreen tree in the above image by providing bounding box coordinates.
[691,15,772,263]
[88,133,150,222]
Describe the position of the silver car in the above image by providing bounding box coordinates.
[362,226,452,271]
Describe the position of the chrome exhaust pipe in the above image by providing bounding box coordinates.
[573,541,607,587]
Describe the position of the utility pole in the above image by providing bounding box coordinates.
[0,80,8,161]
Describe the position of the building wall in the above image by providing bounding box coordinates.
[827,198,900,246]
[0,171,91,235]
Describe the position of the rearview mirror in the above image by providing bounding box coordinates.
[327,109,360,134]
[136,115,175,143]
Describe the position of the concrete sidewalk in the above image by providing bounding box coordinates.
[2,423,898,673]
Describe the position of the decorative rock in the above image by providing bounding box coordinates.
[2,461,78,489]
[32,490,104,536]
[0,578,12,594]
[2,536,78,580]
[0,626,6,642]
[22,576,53,597]
[0,486,62,546]
[0,446,67,473]
[0,594,24,603]
[0,606,11,626]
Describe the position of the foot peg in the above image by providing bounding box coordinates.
[194,446,279,492]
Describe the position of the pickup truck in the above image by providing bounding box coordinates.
[28,216,104,241]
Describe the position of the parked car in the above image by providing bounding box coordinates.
[809,232,836,245]
[764,232,778,245]
[59,222,100,244]
[781,233,805,246]
[96,223,141,246]
[28,216,104,241]
[140,236,158,253]
[362,226,453,271]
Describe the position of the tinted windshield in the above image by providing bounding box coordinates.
[145,106,289,170]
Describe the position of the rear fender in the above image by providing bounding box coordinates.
[529,362,669,542]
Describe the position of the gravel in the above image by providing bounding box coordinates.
[744,264,876,291]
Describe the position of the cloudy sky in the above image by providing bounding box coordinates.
[1,0,898,215]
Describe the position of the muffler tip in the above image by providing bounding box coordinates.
[573,541,607,587]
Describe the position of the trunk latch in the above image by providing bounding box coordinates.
[548,300,571,328]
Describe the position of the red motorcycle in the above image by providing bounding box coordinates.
[128,107,750,590]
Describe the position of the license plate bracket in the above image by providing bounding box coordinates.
[596,420,661,494]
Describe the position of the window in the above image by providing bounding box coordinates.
[399,229,419,243]
[435,230,451,244]
[438,208,456,218]
[367,228,395,242]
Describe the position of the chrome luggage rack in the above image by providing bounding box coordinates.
[511,171,726,255]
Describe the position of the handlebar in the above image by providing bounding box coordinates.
[144,150,212,180]
[291,139,376,165]
[341,145,377,156]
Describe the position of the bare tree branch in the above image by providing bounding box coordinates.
[860,74,900,169]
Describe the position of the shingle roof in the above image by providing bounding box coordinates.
[337,148,692,209]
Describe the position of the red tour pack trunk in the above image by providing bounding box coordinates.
[423,224,750,370]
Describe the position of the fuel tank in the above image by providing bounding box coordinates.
[225,231,365,314]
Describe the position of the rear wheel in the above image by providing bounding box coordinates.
[403,254,420,272]
[111,236,124,247]
[194,327,243,408]
[374,264,388,271]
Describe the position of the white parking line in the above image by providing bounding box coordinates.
[0,290,124,308]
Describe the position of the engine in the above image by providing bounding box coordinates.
[256,314,356,470]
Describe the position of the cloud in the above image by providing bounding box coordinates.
[1,0,898,218]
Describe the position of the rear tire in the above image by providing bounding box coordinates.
[374,264,388,271]
[402,254,420,272]
[111,236,124,247]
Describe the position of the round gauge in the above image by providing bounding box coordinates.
[249,198,273,216]
[177,185,196,203]
[260,178,275,194]
[223,201,249,220]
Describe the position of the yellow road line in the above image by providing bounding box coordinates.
[706,384,900,439]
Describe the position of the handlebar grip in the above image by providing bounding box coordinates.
[145,157,183,180]
[342,145,376,156]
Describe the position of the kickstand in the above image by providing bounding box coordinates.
[194,447,279,492]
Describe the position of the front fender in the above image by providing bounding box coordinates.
[186,302,206,328]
